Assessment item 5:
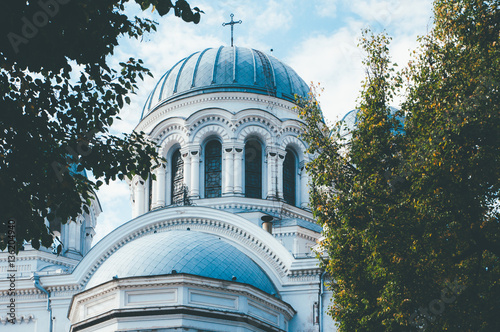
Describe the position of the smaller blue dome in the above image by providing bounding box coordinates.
[337,107,404,137]
[141,46,310,119]
[86,230,277,295]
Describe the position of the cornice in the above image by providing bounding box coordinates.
[0,313,34,325]
[0,252,77,269]
[273,231,317,242]
[193,198,315,223]
[136,94,297,133]
[74,274,295,320]
[0,283,81,297]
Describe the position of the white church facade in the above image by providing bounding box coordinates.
[0,46,336,331]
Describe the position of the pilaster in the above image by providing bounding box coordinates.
[233,144,244,196]
[189,146,201,198]
[223,145,234,195]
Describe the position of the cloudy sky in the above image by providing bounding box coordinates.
[92,0,434,243]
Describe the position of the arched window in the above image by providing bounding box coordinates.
[283,149,296,205]
[148,175,153,210]
[245,140,262,198]
[204,140,222,198]
[171,149,184,205]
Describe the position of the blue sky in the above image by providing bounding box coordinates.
[92,0,434,243]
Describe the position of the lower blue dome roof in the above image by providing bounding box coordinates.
[86,230,277,295]
[141,46,310,119]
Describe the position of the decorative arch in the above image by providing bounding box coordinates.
[149,118,189,143]
[234,111,281,136]
[279,135,307,161]
[69,207,294,291]
[186,108,234,133]
[237,124,273,146]
[158,133,187,157]
[192,124,231,145]
[279,120,303,137]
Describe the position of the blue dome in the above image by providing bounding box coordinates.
[337,107,404,137]
[86,230,277,295]
[141,46,310,119]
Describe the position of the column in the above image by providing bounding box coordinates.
[277,149,286,200]
[300,160,309,209]
[223,146,234,195]
[153,163,166,208]
[233,146,244,195]
[181,148,191,201]
[293,237,299,256]
[266,148,277,199]
[190,148,200,198]
[135,179,146,217]
[83,226,95,255]
[66,220,78,253]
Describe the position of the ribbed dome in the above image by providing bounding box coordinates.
[86,230,277,295]
[141,46,310,119]
[338,107,404,137]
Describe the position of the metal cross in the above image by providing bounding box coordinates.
[222,13,242,47]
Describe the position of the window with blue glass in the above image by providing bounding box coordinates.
[171,149,184,205]
[245,140,262,198]
[148,175,153,210]
[204,140,222,198]
[283,149,296,206]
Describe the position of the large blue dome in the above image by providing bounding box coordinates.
[141,46,310,119]
[86,230,277,295]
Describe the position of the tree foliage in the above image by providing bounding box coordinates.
[298,1,499,330]
[0,0,201,251]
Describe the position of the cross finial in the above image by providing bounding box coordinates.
[222,13,242,47]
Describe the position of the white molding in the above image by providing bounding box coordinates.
[191,123,231,144]
[36,207,297,291]
[237,124,274,145]
[279,135,307,160]
[135,92,299,134]
[69,274,296,326]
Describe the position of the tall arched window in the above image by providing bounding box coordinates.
[148,175,153,210]
[204,140,222,198]
[171,149,184,205]
[245,140,262,198]
[283,149,296,206]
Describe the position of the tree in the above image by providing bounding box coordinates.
[298,1,499,331]
[0,0,202,251]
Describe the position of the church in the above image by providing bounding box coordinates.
[0,44,337,331]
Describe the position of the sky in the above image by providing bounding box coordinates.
[92,0,435,243]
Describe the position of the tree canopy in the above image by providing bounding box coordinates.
[298,0,499,330]
[0,0,201,251]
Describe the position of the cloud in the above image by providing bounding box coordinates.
[287,23,366,122]
[315,0,339,18]
[253,0,293,34]
[287,0,433,123]
[348,0,433,35]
